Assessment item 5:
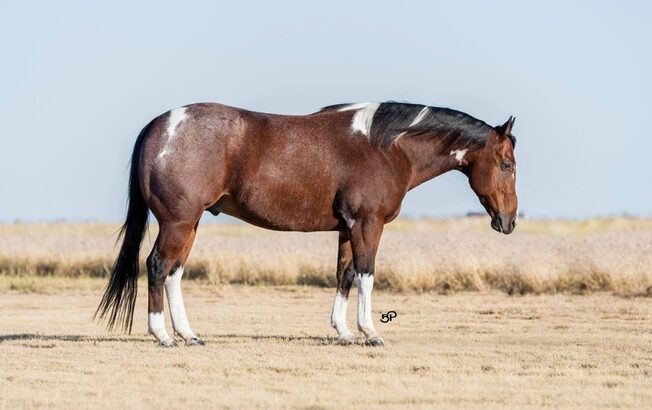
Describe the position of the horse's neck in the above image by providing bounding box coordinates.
[395,137,466,190]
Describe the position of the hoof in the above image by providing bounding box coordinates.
[158,339,177,348]
[365,336,384,347]
[336,334,357,345]
[185,337,205,346]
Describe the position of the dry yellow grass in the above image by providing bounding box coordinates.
[1,217,651,296]
[1,279,652,409]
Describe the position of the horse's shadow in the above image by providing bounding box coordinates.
[0,333,339,345]
[0,333,150,344]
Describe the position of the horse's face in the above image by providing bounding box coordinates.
[468,117,518,234]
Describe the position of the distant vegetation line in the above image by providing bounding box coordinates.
[1,217,651,296]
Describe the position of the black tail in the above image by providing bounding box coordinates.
[94,123,152,333]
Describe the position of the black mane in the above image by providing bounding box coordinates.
[321,101,514,150]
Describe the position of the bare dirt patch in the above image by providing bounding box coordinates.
[1,280,652,409]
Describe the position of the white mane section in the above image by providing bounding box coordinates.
[409,106,430,127]
[338,102,380,137]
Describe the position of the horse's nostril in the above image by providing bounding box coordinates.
[511,219,516,228]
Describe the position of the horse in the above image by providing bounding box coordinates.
[95,101,518,347]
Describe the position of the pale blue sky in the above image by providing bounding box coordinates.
[1,1,650,222]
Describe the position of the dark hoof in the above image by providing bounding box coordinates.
[365,336,384,347]
[186,337,205,346]
[336,334,357,345]
[158,339,177,348]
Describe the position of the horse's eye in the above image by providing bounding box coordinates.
[501,162,512,171]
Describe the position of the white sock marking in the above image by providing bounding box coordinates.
[331,292,354,339]
[409,106,430,127]
[450,149,468,165]
[338,102,380,137]
[148,312,174,344]
[165,266,197,340]
[354,273,378,338]
[158,107,188,160]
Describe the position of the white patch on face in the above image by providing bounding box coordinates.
[409,106,430,127]
[148,312,174,344]
[330,292,354,338]
[157,107,188,160]
[165,266,197,340]
[354,273,378,338]
[450,149,468,165]
[338,102,380,137]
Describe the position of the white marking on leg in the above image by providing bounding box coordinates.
[450,149,469,165]
[331,291,355,340]
[157,107,188,160]
[165,266,197,341]
[409,106,430,127]
[148,312,174,345]
[354,273,378,338]
[338,102,380,137]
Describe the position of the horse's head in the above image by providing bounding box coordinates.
[467,117,518,234]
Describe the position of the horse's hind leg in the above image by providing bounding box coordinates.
[146,220,197,347]
[330,232,357,344]
[165,222,204,346]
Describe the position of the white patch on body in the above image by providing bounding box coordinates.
[450,149,469,165]
[165,266,197,341]
[409,106,430,127]
[330,292,354,339]
[157,107,188,160]
[354,273,378,338]
[167,107,188,137]
[148,312,174,344]
[338,102,380,137]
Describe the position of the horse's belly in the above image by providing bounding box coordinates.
[212,191,340,232]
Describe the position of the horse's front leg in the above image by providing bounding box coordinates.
[330,232,357,344]
[349,217,384,347]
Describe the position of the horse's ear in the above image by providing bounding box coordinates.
[495,116,516,136]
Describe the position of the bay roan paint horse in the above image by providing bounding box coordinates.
[95,101,518,347]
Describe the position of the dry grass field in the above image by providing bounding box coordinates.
[1,217,651,295]
[1,218,652,408]
[1,279,652,409]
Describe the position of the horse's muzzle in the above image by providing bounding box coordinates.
[491,213,516,235]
